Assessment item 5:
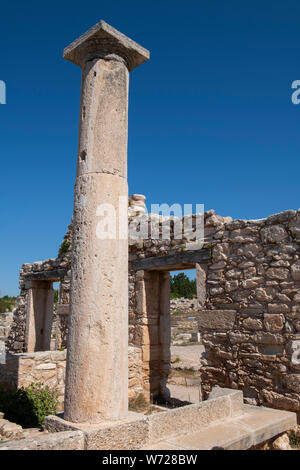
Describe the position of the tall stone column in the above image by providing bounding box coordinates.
[63,21,149,423]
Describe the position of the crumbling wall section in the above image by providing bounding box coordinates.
[6,226,72,353]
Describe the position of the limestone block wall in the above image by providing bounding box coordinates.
[0,346,143,410]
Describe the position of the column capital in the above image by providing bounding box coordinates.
[63,20,150,71]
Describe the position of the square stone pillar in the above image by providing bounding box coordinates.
[63,21,149,423]
[25,281,54,352]
[196,263,207,308]
[134,270,170,401]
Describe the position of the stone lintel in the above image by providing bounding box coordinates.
[131,249,211,272]
[63,20,150,71]
[23,268,67,282]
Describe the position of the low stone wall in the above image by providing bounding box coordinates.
[0,347,143,410]
[0,350,67,410]
[170,313,199,331]
[170,298,198,314]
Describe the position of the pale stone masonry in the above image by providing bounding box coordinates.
[4,205,300,417]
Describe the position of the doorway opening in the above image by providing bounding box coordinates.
[169,268,204,404]
[133,259,208,407]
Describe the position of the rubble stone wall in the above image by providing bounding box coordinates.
[198,209,300,416]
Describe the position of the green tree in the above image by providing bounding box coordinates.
[0,295,17,312]
[170,273,196,299]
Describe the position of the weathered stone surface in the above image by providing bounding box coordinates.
[243,318,263,331]
[63,21,150,424]
[264,314,284,332]
[291,260,300,281]
[272,433,291,450]
[261,225,288,244]
[144,405,297,451]
[199,310,236,330]
[0,419,23,439]
[262,390,300,411]
[266,268,289,280]
[63,20,150,71]
[0,430,84,450]
[284,374,300,393]
[253,332,285,345]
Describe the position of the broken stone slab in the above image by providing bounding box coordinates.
[272,433,292,450]
[0,419,23,439]
[143,405,297,451]
[0,430,84,450]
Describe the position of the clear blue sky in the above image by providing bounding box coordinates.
[1,0,300,296]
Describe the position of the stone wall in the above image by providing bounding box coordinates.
[198,209,300,416]
[5,196,300,415]
[0,346,143,410]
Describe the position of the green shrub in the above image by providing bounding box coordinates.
[0,383,59,428]
[53,289,59,305]
[58,239,71,257]
[289,431,300,447]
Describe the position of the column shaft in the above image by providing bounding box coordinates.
[64,57,129,422]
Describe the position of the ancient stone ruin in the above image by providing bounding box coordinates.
[0,20,299,450]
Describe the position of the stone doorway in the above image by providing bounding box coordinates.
[25,280,55,352]
[132,257,208,404]
[169,268,204,403]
